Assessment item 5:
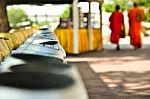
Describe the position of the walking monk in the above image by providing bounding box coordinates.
[128,2,145,49]
[109,5,124,50]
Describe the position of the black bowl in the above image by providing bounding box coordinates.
[11,53,63,63]
[9,63,70,73]
[0,72,74,90]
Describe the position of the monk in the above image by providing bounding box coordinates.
[128,3,144,49]
[109,5,124,50]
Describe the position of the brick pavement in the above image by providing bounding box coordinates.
[66,40,150,99]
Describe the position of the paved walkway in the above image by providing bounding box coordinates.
[66,36,150,99]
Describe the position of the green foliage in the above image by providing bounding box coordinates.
[145,11,150,22]
[103,0,131,12]
[138,0,150,7]
[60,5,71,19]
[103,0,150,22]
[102,3,114,12]
[103,0,150,12]
[7,7,27,25]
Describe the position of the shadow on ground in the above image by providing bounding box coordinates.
[67,46,150,99]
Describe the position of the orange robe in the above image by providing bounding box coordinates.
[109,11,124,44]
[128,7,143,48]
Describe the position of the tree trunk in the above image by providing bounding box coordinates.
[0,0,10,32]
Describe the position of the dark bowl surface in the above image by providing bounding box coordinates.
[10,63,70,73]
[0,72,74,90]
[11,53,63,63]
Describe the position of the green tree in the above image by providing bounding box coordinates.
[7,7,27,26]
[134,0,150,6]
[103,0,150,22]
[102,3,114,12]
[103,0,130,12]
[60,5,71,19]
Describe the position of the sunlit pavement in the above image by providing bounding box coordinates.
[104,35,150,49]
[66,36,150,98]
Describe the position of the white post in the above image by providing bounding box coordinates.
[88,1,93,50]
[73,0,79,54]
[99,2,103,49]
